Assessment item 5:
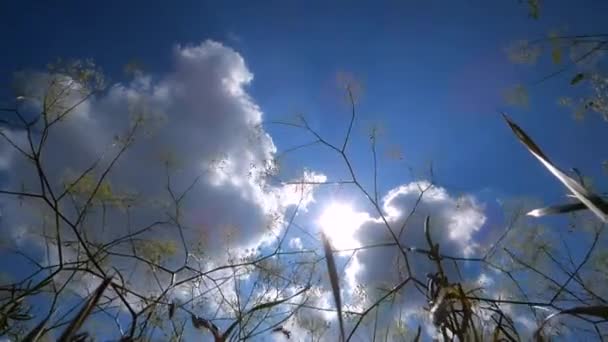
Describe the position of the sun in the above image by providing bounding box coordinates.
[317,202,366,250]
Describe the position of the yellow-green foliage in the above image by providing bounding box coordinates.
[135,240,177,265]
[66,174,113,201]
[63,173,135,209]
[503,84,529,108]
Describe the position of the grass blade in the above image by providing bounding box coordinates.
[321,232,345,341]
[527,202,588,217]
[534,305,608,339]
[502,113,608,222]
[168,302,175,319]
[191,314,220,335]
[413,325,422,341]
[58,277,112,342]
[22,316,49,342]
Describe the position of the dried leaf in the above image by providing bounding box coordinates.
[70,332,91,342]
[570,73,586,85]
[321,232,344,341]
[506,40,541,64]
[413,325,422,342]
[560,305,608,318]
[502,113,608,222]
[10,313,33,321]
[535,305,608,339]
[551,47,562,64]
[527,202,588,217]
[504,85,529,108]
[272,326,292,339]
[191,314,219,336]
[430,285,458,327]
[123,59,144,77]
[22,316,50,342]
[168,302,175,319]
[58,277,112,342]
[527,0,541,19]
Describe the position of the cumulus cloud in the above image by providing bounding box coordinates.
[349,181,486,290]
[279,181,488,340]
[3,40,301,250]
[289,237,303,250]
[0,40,499,340]
[476,272,494,287]
[0,40,329,323]
[0,143,12,170]
[276,170,327,209]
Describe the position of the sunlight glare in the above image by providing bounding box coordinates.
[317,203,366,250]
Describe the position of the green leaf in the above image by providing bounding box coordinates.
[570,73,586,85]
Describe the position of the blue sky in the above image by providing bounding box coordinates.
[1,1,608,341]
[3,0,607,201]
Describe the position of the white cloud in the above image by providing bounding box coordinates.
[276,170,327,209]
[0,40,502,341]
[317,202,371,250]
[0,143,12,170]
[289,237,303,250]
[0,128,27,172]
[0,40,319,318]
[283,181,488,340]
[476,273,494,287]
[382,182,485,247]
[345,181,486,294]
[2,40,281,249]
